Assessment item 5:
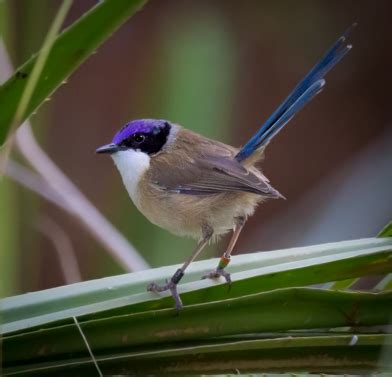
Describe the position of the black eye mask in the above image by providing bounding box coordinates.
[119,122,171,155]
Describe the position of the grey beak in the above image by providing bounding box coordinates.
[95,143,119,154]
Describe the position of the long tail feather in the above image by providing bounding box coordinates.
[235,24,355,163]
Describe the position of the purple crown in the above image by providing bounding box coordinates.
[112,119,169,145]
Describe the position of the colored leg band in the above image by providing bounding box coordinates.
[171,268,184,284]
[218,255,231,270]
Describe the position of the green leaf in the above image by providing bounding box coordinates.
[330,219,392,290]
[3,289,392,375]
[0,178,17,297]
[1,237,391,334]
[6,334,391,375]
[330,278,357,290]
[0,0,148,144]
[2,237,392,375]
[374,274,392,291]
[379,220,392,237]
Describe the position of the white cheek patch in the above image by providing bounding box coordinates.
[111,150,150,204]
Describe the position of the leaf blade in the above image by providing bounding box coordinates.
[3,289,392,372]
[0,0,148,144]
[1,237,392,334]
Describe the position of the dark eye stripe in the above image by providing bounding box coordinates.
[117,122,171,155]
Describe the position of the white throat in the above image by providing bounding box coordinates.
[111,149,150,205]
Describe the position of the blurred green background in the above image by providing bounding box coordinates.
[1,0,391,297]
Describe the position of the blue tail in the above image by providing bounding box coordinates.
[235,25,354,163]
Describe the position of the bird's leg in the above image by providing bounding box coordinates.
[202,216,245,285]
[147,224,213,311]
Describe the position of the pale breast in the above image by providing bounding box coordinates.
[111,149,150,208]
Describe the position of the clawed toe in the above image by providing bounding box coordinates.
[202,268,231,285]
[147,281,168,292]
[147,280,183,311]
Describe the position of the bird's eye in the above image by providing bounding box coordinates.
[133,134,145,143]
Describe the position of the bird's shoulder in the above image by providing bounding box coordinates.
[169,127,237,158]
[148,127,237,179]
[145,127,280,198]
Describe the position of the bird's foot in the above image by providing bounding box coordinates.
[202,268,231,286]
[202,254,232,288]
[147,271,184,312]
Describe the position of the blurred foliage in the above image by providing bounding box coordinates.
[379,221,392,238]
[0,179,17,297]
[0,0,148,143]
[0,0,149,292]
[0,0,16,298]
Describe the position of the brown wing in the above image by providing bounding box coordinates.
[148,128,281,198]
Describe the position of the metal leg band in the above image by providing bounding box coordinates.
[171,268,184,285]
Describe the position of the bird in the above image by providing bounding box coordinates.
[96,27,353,310]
